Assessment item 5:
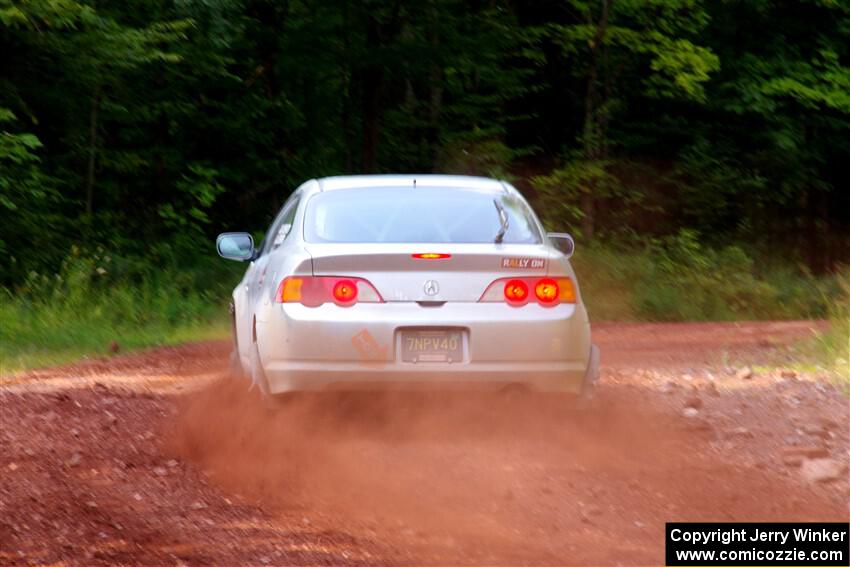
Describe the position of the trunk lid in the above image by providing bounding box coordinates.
[306,243,554,302]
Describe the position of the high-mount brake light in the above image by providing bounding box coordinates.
[479,277,577,306]
[412,253,451,260]
[276,276,382,307]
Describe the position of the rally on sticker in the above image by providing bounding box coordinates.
[501,257,546,269]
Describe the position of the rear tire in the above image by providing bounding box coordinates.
[228,301,244,379]
[228,349,245,379]
[259,391,296,412]
[249,340,295,411]
[576,344,600,410]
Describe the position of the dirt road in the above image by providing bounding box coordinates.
[1,322,848,565]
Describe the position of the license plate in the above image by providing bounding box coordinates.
[400,329,463,363]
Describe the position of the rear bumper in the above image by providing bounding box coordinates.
[263,360,589,393]
[256,302,593,394]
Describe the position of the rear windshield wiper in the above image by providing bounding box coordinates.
[493,199,509,243]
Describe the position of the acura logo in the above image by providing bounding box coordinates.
[423,280,440,296]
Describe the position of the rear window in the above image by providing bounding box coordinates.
[304,187,542,244]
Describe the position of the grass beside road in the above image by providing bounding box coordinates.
[0,316,230,374]
[0,253,235,374]
[573,232,843,322]
[807,273,850,383]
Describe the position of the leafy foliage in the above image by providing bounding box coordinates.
[0,0,848,289]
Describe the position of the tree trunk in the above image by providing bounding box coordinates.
[341,0,353,171]
[361,15,384,172]
[359,2,402,172]
[582,65,598,239]
[579,0,612,240]
[84,86,100,217]
[804,187,828,274]
[427,7,442,169]
[361,72,382,172]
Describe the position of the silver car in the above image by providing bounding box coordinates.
[216,175,599,405]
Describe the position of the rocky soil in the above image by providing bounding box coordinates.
[1,321,847,565]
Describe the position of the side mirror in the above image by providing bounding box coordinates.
[547,232,575,258]
[216,232,255,261]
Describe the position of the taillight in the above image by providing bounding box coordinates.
[412,253,451,260]
[479,277,577,306]
[504,279,529,303]
[276,276,382,307]
[332,279,357,303]
[535,278,558,304]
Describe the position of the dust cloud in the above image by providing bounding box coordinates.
[169,370,846,564]
[169,377,703,563]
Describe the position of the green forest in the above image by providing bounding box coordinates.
[1,0,849,368]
